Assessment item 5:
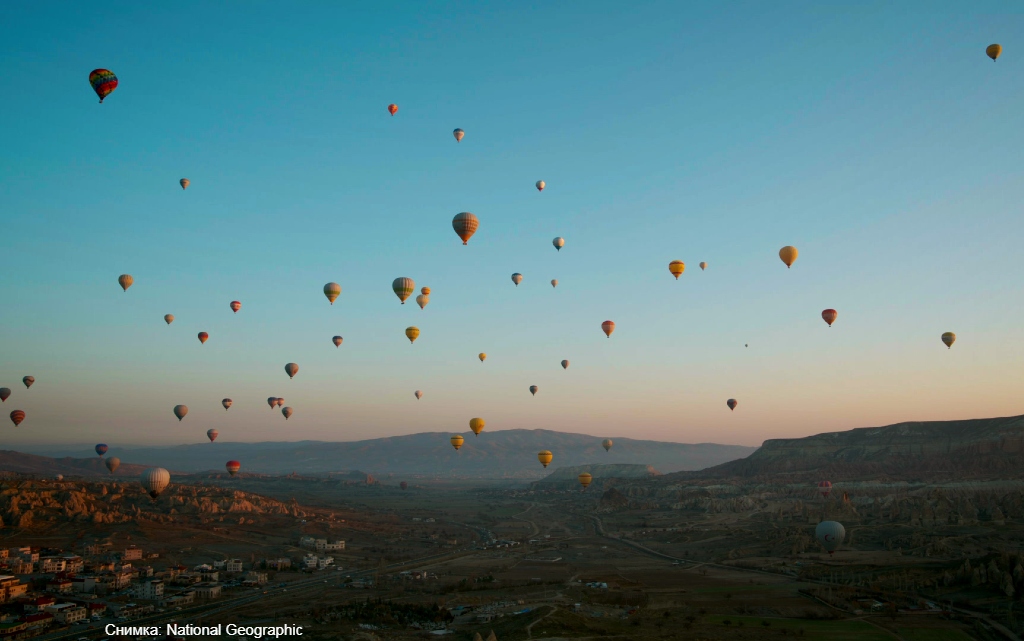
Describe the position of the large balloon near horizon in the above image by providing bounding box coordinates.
[942,332,956,349]
[118,274,133,292]
[392,277,415,304]
[815,521,846,555]
[284,363,299,379]
[141,467,170,499]
[452,212,479,245]
[89,69,118,103]
[779,246,798,268]
[821,309,838,327]
[601,320,615,338]
[538,451,552,468]
[578,472,592,489]
[226,461,241,476]
[173,405,188,421]
[469,417,485,436]
[323,282,341,305]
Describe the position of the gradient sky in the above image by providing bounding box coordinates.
[2,1,1023,449]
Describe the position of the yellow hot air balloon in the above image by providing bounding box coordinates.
[469,417,485,436]
[602,439,613,452]
[118,274,133,292]
[450,434,464,451]
[537,451,553,468]
[405,326,420,344]
[779,246,798,268]
[578,472,592,489]
[942,332,956,349]
[987,44,1002,61]
[478,353,487,362]
[668,260,685,279]
[699,261,707,271]
[324,282,341,305]
[416,294,429,309]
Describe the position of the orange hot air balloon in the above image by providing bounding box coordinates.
[9,410,25,427]
[276,398,284,408]
[333,336,343,348]
[118,274,133,292]
[452,212,479,245]
[388,103,398,116]
[821,309,837,327]
[987,44,1002,61]
[173,405,188,421]
[478,353,487,362]
[421,287,431,295]
[578,472,592,489]
[180,178,190,190]
[405,326,420,344]
[779,246,798,268]
[450,434,464,451]
[601,320,615,338]
[727,398,737,411]
[230,301,241,313]
[469,417,485,436]
[537,451,553,468]
[226,460,241,476]
[164,314,174,325]
[198,332,209,344]
[668,260,685,279]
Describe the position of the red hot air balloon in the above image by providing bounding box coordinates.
[207,429,219,442]
[267,397,278,409]
[89,69,118,103]
[10,410,25,426]
[198,332,209,344]
[226,461,241,476]
[230,301,241,313]
[818,480,832,499]
[601,320,615,338]
[727,399,737,411]
[821,309,838,327]
[0,388,9,402]
[388,103,398,116]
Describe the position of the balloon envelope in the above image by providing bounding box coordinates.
[450,434,464,450]
[388,103,398,115]
[538,451,553,468]
[453,128,464,142]
[276,398,284,407]
[727,399,737,411]
[779,246,798,268]
[180,178,189,190]
[668,260,685,279]
[164,314,174,325]
[173,405,188,421]
[323,282,342,305]
[601,321,615,337]
[414,390,423,400]
[95,444,108,456]
[282,406,293,419]
[333,336,343,347]
[10,410,24,426]
[942,332,956,349]
[226,461,241,476]
[267,397,278,409]
[821,309,838,327]
[552,237,564,251]
[230,301,241,313]
[578,473,593,489]
[118,274,133,292]
[478,353,487,362]
[511,273,523,286]
[815,521,846,554]
[392,277,415,304]
[699,262,707,271]
[469,418,485,435]
[536,180,545,191]
[818,480,832,498]
[602,439,613,452]
[561,360,569,369]
[0,388,9,402]
[987,44,1002,60]
[207,429,219,442]
[198,332,209,344]
[284,363,299,379]
[400,481,408,490]
[105,457,120,473]
[529,385,538,396]
[141,467,171,499]
[421,287,431,295]
[405,327,420,344]
[452,212,479,245]
[416,294,429,309]
[89,69,118,102]
[551,279,558,288]
[22,376,34,389]
[222,398,232,411]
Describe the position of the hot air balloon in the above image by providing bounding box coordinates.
[469,418,485,436]
[180,178,190,190]
[392,277,415,304]
[105,457,120,473]
[601,321,615,338]
[405,327,420,344]
[578,473,592,489]
[561,360,569,369]
[536,180,545,192]
[22,376,34,389]
[140,468,170,499]
[818,480,832,499]
[198,332,209,344]
[450,434,465,451]
[164,314,174,325]
[267,397,278,409]
[727,399,737,411]
[414,390,423,400]
[538,451,553,468]
[987,44,1002,61]
[478,353,487,362]
[95,444,108,456]
[0,388,9,402]
[452,212,479,245]
[942,332,956,349]
[230,301,241,313]
[118,274,133,292]
[668,260,685,279]
[453,128,465,142]
[222,398,232,411]
[324,282,342,305]
[511,273,523,286]
[421,287,431,295]
[207,429,218,442]
[333,336,343,347]
[416,294,429,309]
[602,439,613,452]
[284,363,299,379]
[529,385,538,396]
[551,279,558,288]
[276,398,284,408]
[226,461,241,476]
[815,521,845,556]
[282,407,293,420]
[779,246,798,268]
[821,309,837,327]
[55,474,63,481]
[699,262,707,271]
[552,237,565,251]
[89,69,118,103]
[388,103,398,116]
[173,405,188,421]
[400,481,408,490]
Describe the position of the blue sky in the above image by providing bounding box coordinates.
[1,1,1023,448]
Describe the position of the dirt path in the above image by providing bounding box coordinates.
[525,605,557,639]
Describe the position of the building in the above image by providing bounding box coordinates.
[45,580,73,595]
[20,596,56,613]
[320,540,345,552]
[242,571,267,586]
[22,612,54,631]
[226,559,244,573]
[298,536,316,550]
[39,557,66,574]
[132,580,163,601]
[4,561,33,575]
[44,603,87,625]
[109,603,154,620]
[193,583,221,599]
[197,570,219,582]
[112,570,133,589]
[264,558,291,570]
[159,591,195,609]
[122,547,142,561]
[0,576,27,603]
[9,548,37,563]
[87,602,107,618]
[82,544,104,556]
[60,556,84,574]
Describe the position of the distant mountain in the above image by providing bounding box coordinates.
[0,451,148,478]
[19,430,756,479]
[676,414,1024,481]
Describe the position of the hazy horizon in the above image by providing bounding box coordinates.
[3,2,1024,449]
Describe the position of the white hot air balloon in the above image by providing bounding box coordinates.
[140,467,171,499]
[815,521,846,556]
[552,237,565,251]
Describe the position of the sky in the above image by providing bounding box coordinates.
[1,1,1023,449]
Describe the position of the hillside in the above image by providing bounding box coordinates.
[0,451,149,478]
[21,430,756,478]
[532,464,660,489]
[674,414,1024,481]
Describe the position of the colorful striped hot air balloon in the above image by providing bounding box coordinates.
[405,327,420,344]
[421,287,431,295]
[89,69,118,103]
[453,128,465,142]
[601,321,615,338]
[450,434,464,451]
[207,429,219,442]
[10,410,25,426]
[226,461,241,476]
[22,376,34,389]
[118,274,133,292]
[669,260,685,279]
[222,398,232,411]
[452,212,479,245]
[324,282,341,305]
[818,480,832,498]
[388,103,398,116]
[95,444,108,456]
[578,472,592,489]
[230,301,241,313]
[392,277,415,304]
